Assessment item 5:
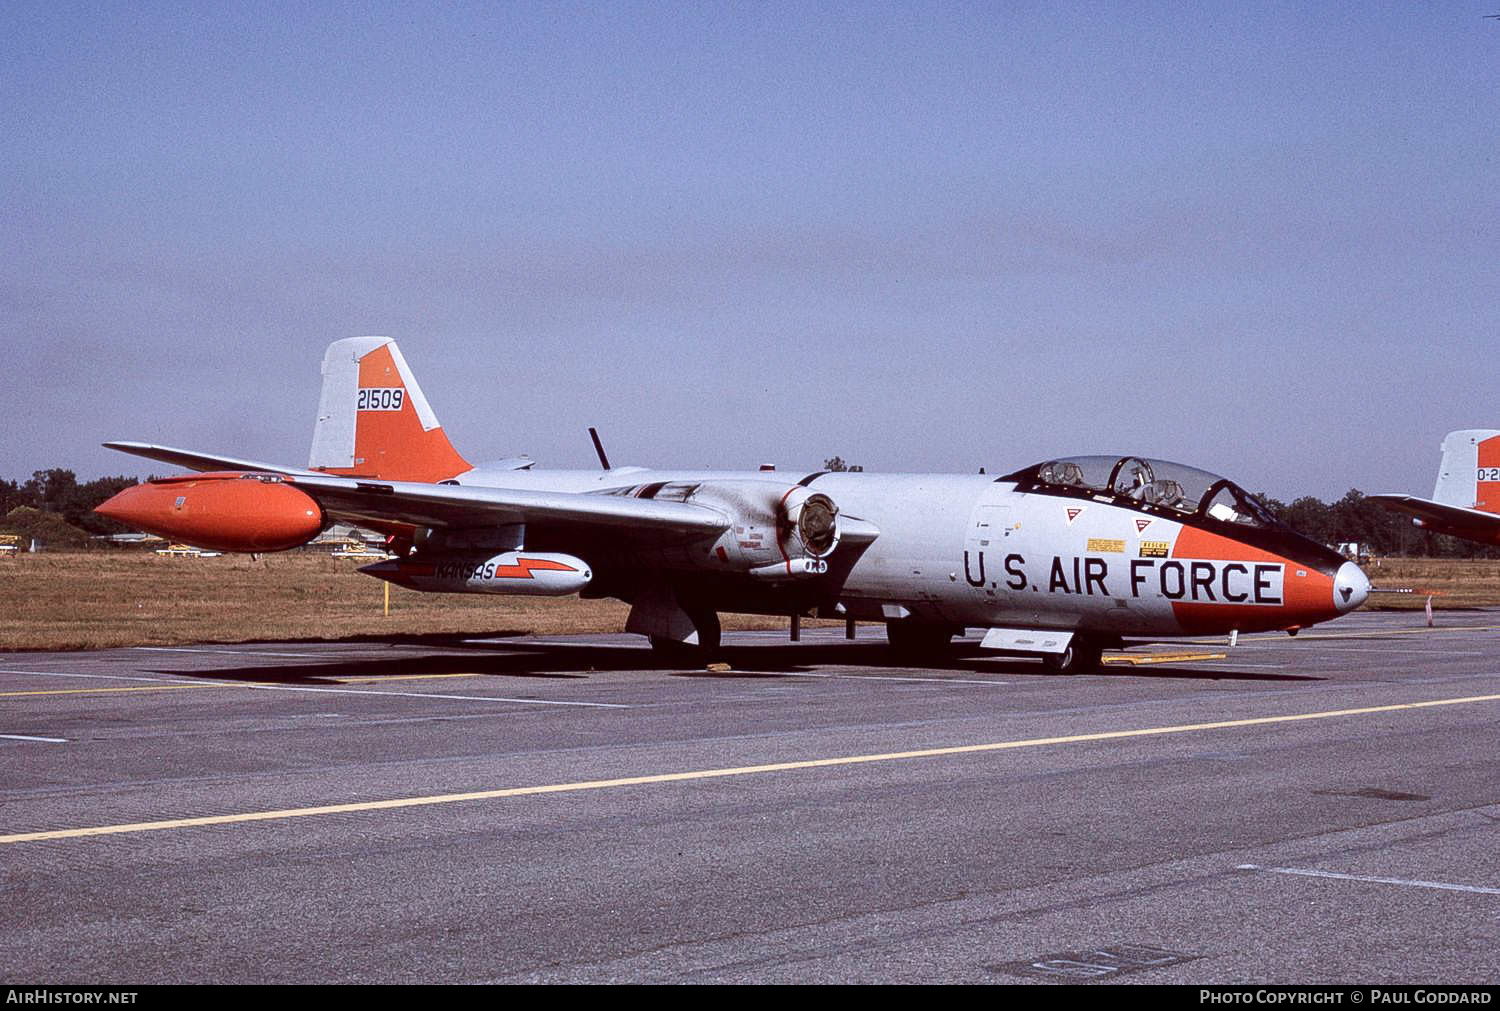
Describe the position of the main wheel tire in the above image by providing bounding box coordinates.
[691,608,721,653]
[1042,637,1102,675]
[885,620,959,659]
[649,609,721,661]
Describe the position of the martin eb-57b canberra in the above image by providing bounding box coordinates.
[98,337,1370,672]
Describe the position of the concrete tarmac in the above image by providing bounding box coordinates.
[2,611,1498,983]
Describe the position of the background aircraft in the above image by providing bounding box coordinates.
[1371,430,1500,547]
[98,337,1370,673]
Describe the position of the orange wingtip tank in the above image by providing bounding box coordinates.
[95,473,323,553]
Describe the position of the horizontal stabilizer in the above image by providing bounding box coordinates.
[1369,493,1500,544]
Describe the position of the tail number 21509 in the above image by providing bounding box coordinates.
[357,388,405,411]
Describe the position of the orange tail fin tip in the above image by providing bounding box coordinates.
[308,337,470,483]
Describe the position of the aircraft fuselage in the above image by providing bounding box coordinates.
[437,463,1363,639]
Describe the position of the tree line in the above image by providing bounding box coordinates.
[1256,489,1497,559]
[3,467,1495,558]
[2,469,141,536]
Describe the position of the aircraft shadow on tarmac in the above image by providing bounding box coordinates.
[143,637,1323,685]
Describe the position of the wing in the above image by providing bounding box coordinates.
[105,440,728,540]
[287,472,729,539]
[1369,494,1500,544]
[103,441,320,477]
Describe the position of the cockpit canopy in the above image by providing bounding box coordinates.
[1003,455,1284,530]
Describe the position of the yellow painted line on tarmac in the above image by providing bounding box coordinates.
[6,691,1500,845]
[1102,652,1228,667]
[0,684,226,698]
[334,673,484,684]
[3,673,486,693]
[1,671,487,697]
[1192,625,1500,645]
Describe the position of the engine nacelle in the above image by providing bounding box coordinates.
[687,481,842,580]
[781,486,840,558]
[360,551,592,596]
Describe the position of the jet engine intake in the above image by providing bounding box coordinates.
[685,481,842,580]
[783,488,840,558]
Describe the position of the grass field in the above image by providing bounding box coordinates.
[0,551,797,652]
[1,551,1495,652]
[1360,556,1500,610]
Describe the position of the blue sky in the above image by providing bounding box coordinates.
[5,2,1496,500]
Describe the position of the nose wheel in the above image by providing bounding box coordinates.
[1042,636,1102,675]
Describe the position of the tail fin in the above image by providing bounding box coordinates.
[308,337,471,482]
[1432,429,1500,514]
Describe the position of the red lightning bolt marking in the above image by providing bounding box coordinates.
[490,558,577,579]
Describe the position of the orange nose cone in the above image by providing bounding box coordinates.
[96,475,323,552]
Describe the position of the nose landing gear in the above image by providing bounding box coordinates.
[1042,636,1103,675]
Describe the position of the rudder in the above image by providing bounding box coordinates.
[309,337,471,482]
[1432,429,1500,514]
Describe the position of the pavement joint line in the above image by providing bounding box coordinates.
[515,639,636,649]
[758,671,1011,686]
[1250,646,1485,656]
[334,673,485,683]
[0,669,188,684]
[234,683,629,708]
[1190,624,1500,645]
[0,684,224,698]
[5,690,1500,846]
[1237,864,1500,896]
[0,668,622,708]
[131,646,330,658]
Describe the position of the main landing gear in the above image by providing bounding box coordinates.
[884,619,961,659]
[649,608,722,660]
